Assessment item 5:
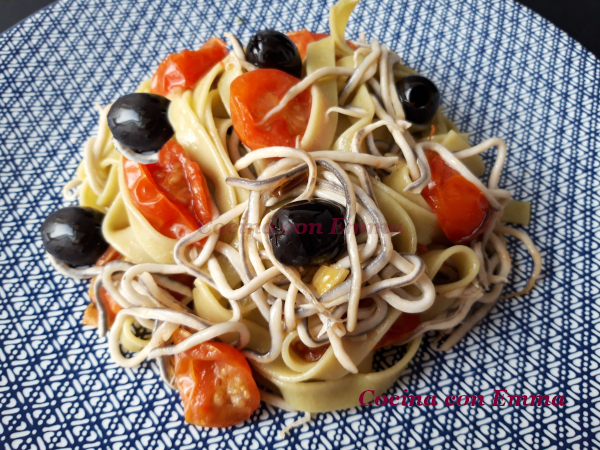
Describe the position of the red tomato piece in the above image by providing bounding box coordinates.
[230,68,312,150]
[164,273,198,301]
[94,246,123,326]
[286,30,329,59]
[123,140,212,241]
[95,245,122,266]
[83,246,123,329]
[97,286,123,326]
[83,285,123,329]
[168,273,198,288]
[375,313,420,349]
[416,244,430,254]
[172,329,261,428]
[292,340,330,362]
[286,30,358,60]
[421,151,491,244]
[151,37,229,97]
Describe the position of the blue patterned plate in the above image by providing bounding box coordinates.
[1,0,597,448]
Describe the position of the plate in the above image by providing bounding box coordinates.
[0,0,597,448]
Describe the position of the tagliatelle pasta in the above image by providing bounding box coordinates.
[44,0,541,435]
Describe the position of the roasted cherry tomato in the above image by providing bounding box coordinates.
[416,244,430,254]
[123,140,212,241]
[375,313,420,349]
[292,340,330,362]
[150,37,229,97]
[83,246,123,329]
[83,280,123,329]
[94,246,122,266]
[172,328,260,428]
[286,30,357,60]
[230,68,312,150]
[286,30,329,60]
[421,151,491,244]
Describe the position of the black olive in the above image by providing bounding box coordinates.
[245,30,302,78]
[269,200,346,266]
[107,93,174,153]
[41,206,109,266]
[396,75,441,124]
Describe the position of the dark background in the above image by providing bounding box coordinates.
[0,0,599,59]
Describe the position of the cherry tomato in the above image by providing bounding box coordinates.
[416,244,430,254]
[421,151,491,244]
[292,340,330,362]
[375,313,420,349]
[123,140,212,241]
[151,37,229,97]
[165,273,198,301]
[83,246,123,329]
[172,329,261,428]
[83,290,118,328]
[286,30,330,60]
[95,246,121,266]
[286,30,358,60]
[168,273,198,288]
[230,68,312,150]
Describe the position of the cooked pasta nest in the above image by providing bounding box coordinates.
[49,0,541,420]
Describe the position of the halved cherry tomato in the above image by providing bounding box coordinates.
[83,283,123,328]
[151,37,229,97]
[421,150,491,244]
[230,68,312,150]
[123,140,212,241]
[166,273,198,301]
[416,244,430,254]
[168,273,198,288]
[375,313,420,349]
[292,340,330,362]
[286,30,330,59]
[286,30,358,60]
[83,246,123,328]
[84,285,122,330]
[95,246,121,266]
[172,328,260,428]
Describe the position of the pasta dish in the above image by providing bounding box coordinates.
[40,0,541,434]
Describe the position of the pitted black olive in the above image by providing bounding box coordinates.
[396,75,441,124]
[245,30,302,78]
[269,199,346,266]
[107,93,174,153]
[41,206,109,266]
